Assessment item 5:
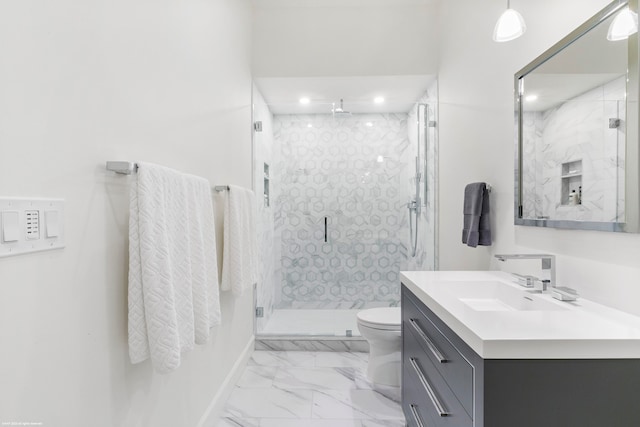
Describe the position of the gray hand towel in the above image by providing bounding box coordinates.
[462,182,492,248]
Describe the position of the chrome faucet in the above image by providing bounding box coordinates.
[494,254,556,291]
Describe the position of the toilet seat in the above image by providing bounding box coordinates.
[357,307,401,331]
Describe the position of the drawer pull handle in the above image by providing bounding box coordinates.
[410,357,450,417]
[410,318,447,363]
[410,404,426,427]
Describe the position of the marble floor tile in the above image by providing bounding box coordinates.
[260,419,363,427]
[350,366,374,389]
[360,420,406,427]
[218,350,405,426]
[248,351,317,367]
[273,367,360,390]
[236,366,278,388]
[312,389,404,420]
[223,388,313,419]
[369,384,402,404]
[216,418,260,427]
[314,352,368,368]
[351,368,401,403]
[333,366,400,395]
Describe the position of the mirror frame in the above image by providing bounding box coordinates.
[514,0,640,232]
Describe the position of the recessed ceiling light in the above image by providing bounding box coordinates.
[365,122,374,127]
[525,94,538,102]
[307,123,313,128]
[374,96,385,104]
[377,155,384,163]
[299,97,310,105]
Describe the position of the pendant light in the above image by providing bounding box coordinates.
[493,0,527,42]
[607,7,638,41]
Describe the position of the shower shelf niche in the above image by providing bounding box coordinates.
[560,160,582,205]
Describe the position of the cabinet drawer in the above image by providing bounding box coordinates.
[403,331,473,427]
[403,291,474,417]
[403,363,439,427]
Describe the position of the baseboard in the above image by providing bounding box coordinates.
[196,336,254,427]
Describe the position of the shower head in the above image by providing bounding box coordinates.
[332,99,352,118]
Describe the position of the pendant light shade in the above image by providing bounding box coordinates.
[493,1,527,42]
[607,7,638,41]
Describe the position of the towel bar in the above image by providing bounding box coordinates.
[106,161,230,191]
[106,161,138,175]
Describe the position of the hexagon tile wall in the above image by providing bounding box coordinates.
[274,113,414,309]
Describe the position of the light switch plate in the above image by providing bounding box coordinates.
[2,211,20,242]
[45,210,60,238]
[0,198,65,258]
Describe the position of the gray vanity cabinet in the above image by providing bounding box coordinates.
[401,285,640,427]
[402,286,478,427]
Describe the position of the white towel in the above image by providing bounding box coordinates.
[184,172,221,341]
[220,185,258,297]
[128,162,220,373]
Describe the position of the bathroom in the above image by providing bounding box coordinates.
[2,0,640,426]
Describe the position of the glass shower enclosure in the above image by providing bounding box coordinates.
[252,78,438,339]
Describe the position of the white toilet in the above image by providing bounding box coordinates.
[357,307,402,386]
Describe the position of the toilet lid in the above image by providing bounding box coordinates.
[357,307,401,330]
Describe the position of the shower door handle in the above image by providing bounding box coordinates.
[324,217,328,242]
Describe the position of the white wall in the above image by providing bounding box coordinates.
[438,0,640,316]
[0,0,253,425]
[252,0,439,77]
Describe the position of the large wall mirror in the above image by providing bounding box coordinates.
[515,0,639,232]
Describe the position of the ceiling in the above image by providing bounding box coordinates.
[254,75,436,115]
[252,0,439,8]
[522,10,627,112]
[523,73,625,112]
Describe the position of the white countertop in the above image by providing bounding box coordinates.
[400,270,640,359]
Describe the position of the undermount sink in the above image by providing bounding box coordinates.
[443,281,567,312]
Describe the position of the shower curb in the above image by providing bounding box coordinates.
[255,337,369,352]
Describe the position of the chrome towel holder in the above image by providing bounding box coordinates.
[105,161,229,192]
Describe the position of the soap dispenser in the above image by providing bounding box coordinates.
[569,190,577,205]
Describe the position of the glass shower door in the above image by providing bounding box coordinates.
[252,80,439,338]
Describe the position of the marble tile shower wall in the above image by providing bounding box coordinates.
[273,114,412,309]
[521,111,544,219]
[522,77,625,222]
[254,87,278,331]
